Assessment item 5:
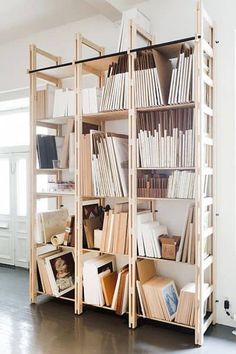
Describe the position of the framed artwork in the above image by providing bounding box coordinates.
[45,250,75,297]
[162,281,179,321]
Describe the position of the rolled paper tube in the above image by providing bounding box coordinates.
[51,233,65,246]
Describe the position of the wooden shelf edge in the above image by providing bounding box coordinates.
[137,314,195,330]
[37,291,75,302]
[137,102,195,112]
[137,256,195,266]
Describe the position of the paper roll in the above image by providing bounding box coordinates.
[51,233,65,246]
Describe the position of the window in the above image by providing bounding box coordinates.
[0,98,29,147]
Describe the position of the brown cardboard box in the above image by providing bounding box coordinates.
[159,236,181,260]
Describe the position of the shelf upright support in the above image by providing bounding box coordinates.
[29,44,37,304]
[74,34,104,315]
[128,20,154,329]
[75,33,83,315]
[195,0,215,346]
[29,45,61,304]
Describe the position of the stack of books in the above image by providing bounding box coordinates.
[137,174,168,198]
[83,255,129,315]
[167,171,195,199]
[137,210,167,258]
[90,131,128,197]
[136,259,179,320]
[100,203,129,255]
[100,55,128,111]
[53,88,75,117]
[82,87,102,114]
[37,245,75,298]
[176,204,195,264]
[137,108,194,168]
[175,283,209,326]
[168,46,193,105]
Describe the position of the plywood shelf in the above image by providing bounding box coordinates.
[37,116,74,126]
[82,109,128,124]
[137,197,195,201]
[137,255,195,266]
[137,102,195,112]
[137,314,195,330]
[36,191,75,198]
[36,168,70,174]
[37,291,75,302]
[137,167,195,171]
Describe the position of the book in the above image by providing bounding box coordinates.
[36,134,58,169]
[101,271,118,306]
[60,118,74,168]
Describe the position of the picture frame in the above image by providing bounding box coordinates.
[162,281,179,321]
[45,250,75,297]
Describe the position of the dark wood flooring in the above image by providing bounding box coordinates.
[0,266,236,354]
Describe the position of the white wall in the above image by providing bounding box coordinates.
[0,0,235,327]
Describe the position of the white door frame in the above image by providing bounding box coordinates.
[0,147,29,268]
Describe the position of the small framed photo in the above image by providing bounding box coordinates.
[162,281,179,321]
[45,251,75,297]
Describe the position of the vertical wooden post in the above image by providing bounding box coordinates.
[29,44,37,304]
[128,20,137,329]
[128,20,154,329]
[75,33,83,315]
[195,0,215,345]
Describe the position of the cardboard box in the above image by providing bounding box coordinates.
[159,235,181,260]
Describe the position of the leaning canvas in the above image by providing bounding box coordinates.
[40,208,69,243]
[162,281,179,321]
[45,250,75,297]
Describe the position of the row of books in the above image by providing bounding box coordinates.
[83,255,129,315]
[90,131,128,197]
[100,56,129,111]
[137,171,195,199]
[134,50,168,107]
[136,259,178,321]
[36,118,74,169]
[137,173,167,198]
[100,204,129,255]
[137,109,194,168]
[168,47,193,105]
[176,205,195,264]
[175,283,208,326]
[82,87,102,115]
[137,210,167,258]
[167,171,195,199]
[36,86,76,120]
[37,246,75,297]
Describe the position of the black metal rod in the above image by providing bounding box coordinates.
[28,35,201,74]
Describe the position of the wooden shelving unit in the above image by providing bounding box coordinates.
[29,0,215,346]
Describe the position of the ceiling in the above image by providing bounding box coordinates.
[0,0,145,44]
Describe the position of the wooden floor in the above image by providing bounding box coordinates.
[0,266,236,354]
